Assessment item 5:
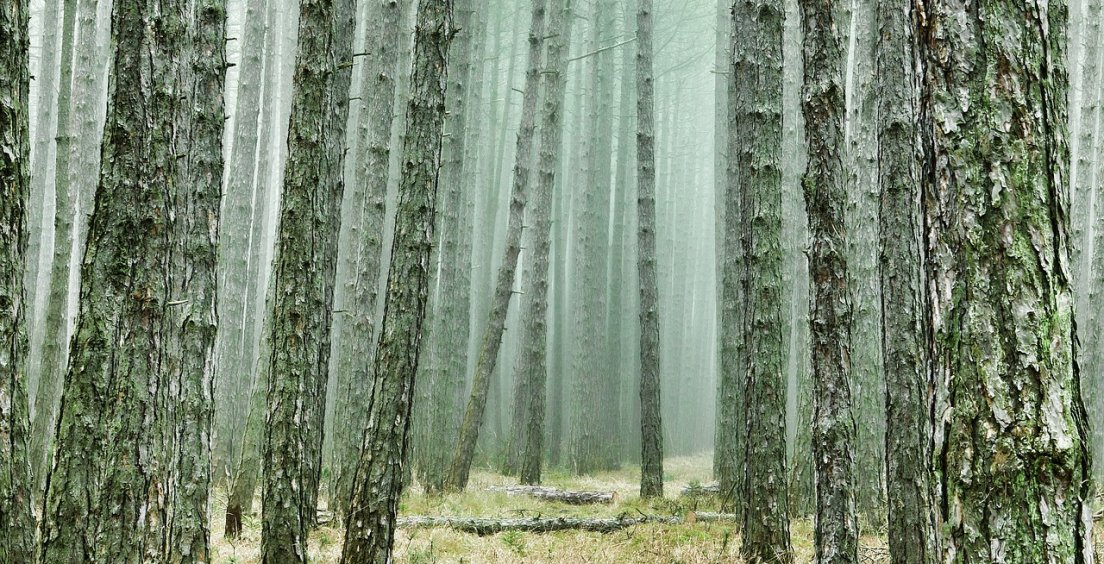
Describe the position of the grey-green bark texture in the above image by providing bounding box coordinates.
[636,0,663,501]
[918,1,1094,561]
[330,0,406,515]
[716,7,745,513]
[260,0,356,558]
[841,0,886,516]
[39,0,226,558]
[519,0,574,487]
[444,0,546,492]
[416,0,474,492]
[29,0,77,495]
[876,1,940,562]
[214,0,269,482]
[798,0,859,561]
[340,2,453,560]
[733,0,792,560]
[0,0,37,559]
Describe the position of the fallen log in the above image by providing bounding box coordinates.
[679,483,720,498]
[487,485,617,505]
[396,512,739,535]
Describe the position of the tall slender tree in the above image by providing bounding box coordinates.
[260,0,356,557]
[341,2,454,560]
[444,0,548,492]
[38,0,226,558]
[919,1,1094,560]
[636,0,663,500]
[876,1,940,562]
[734,0,793,559]
[0,0,38,559]
[798,0,859,560]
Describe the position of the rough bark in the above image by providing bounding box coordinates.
[636,0,663,500]
[329,0,406,515]
[0,0,38,558]
[918,1,1094,561]
[876,1,941,562]
[38,0,226,558]
[339,2,453,561]
[518,0,574,487]
[260,0,356,557]
[798,0,859,560]
[444,0,547,493]
[733,0,793,560]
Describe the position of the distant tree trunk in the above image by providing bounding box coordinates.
[416,0,475,492]
[340,2,453,560]
[213,0,268,483]
[798,0,859,560]
[0,0,38,558]
[636,0,663,500]
[260,0,356,557]
[919,1,1094,561]
[29,0,77,495]
[518,0,574,487]
[38,0,226,558]
[329,0,406,515]
[876,1,940,562]
[444,0,547,493]
[712,0,730,482]
[734,0,792,560]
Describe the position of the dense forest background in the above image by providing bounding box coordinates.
[2,0,1103,561]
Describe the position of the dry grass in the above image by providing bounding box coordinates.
[207,454,892,563]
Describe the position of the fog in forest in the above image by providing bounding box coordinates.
[2,0,1103,561]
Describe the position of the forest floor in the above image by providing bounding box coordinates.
[208,454,1104,563]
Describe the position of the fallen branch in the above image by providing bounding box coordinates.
[679,483,720,498]
[397,511,739,535]
[487,485,617,505]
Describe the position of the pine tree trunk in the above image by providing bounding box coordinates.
[733,0,793,559]
[798,0,859,560]
[259,0,356,557]
[329,0,406,515]
[636,0,663,500]
[518,0,574,487]
[876,1,940,562]
[39,0,226,558]
[340,2,454,560]
[444,0,547,492]
[919,2,1094,561]
[0,0,38,558]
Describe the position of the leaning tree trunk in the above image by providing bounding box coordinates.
[876,1,940,562]
[919,1,1094,561]
[798,0,859,561]
[340,2,454,561]
[329,0,407,516]
[259,0,356,557]
[636,0,663,500]
[518,0,574,487]
[0,0,38,559]
[444,0,548,493]
[38,0,226,559]
[733,0,792,560]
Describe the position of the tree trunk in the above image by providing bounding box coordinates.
[733,0,792,560]
[0,0,38,558]
[518,0,574,487]
[329,0,406,516]
[798,0,859,560]
[259,0,356,557]
[339,2,453,561]
[39,0,226,558]
[636,0,663,500]
[444,0,548,493]
[876,1,940,562]
[919,1,1094,561]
